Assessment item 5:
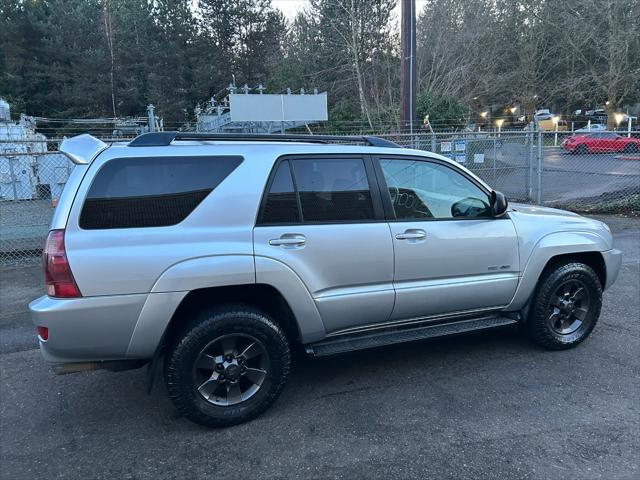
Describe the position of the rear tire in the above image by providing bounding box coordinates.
[526,262,602,350]
[165,305,291,427]
[624,143,638,153]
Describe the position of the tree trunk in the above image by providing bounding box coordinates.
[350,0,372,129]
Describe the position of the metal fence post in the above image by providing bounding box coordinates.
[526,129,533,201]
[492,138,497,185]
[8,156,18,201]
[537,129,543,205]
[431,133,436,152]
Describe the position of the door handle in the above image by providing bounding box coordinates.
[395,229,426,240]
[269,234,306,247]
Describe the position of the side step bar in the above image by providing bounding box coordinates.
[305,315,518,357]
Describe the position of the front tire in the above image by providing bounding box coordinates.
[575,144,588,154]
[165,305,291,427]
[526,262,602,350]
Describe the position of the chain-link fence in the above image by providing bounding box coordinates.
[379,130,640,212]
[1,130,639,266]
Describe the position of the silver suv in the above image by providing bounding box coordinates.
[30,132,622,427]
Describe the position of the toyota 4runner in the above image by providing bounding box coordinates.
[30,132,622,427]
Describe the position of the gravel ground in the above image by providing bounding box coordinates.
[0,215,638,480]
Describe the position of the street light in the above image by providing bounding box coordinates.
[480,111,488,119]
[552,116,560,146]
[509,106,517,114]
[614,113,625,126]
[496,118,505,137]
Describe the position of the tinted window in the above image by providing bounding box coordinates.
[291,158,374,222]
[380,158,490,219]
[80,156,242,229]
[259,161,300,224]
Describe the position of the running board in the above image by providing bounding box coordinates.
[305,315,518,357]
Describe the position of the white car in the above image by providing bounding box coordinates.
[575,124,607,133]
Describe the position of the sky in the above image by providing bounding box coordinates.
[272,0,428,21]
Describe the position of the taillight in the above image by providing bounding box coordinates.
[37,326,49,341]
[43,229,81,298]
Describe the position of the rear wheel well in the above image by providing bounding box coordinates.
[541,251,606,289]
[162,284,300,349]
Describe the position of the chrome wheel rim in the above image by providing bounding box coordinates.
[547,280,591,335]
[193,334,269,406]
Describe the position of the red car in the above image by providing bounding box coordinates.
[562,132,640,154]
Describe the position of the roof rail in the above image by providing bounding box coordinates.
[128,131,400,148]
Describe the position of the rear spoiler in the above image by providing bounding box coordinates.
[59,134,108,165]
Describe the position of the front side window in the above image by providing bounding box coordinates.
[379,158,491,220]
[80,156,242,229]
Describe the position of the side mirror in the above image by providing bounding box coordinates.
[490,190,509,217]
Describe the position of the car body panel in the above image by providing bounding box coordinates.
[254,223,395,332]
[388,218,520,319]
[254,256,326,343]
[126,291,188,358]
[30,293,147,363]
[506,203,614,309]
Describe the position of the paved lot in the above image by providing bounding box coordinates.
[1,215,638,479]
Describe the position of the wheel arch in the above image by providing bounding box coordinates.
[162,284,302,350]
[516,251,606,325]
[508,231,609,311]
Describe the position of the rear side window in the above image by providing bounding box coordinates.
[259,161,300,224]
[80,156,242,229]
[258,157,375,224]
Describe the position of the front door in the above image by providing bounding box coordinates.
[375,155,520,321]
[253,155,394,333]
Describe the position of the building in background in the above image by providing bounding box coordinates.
[0,98,73,202]
[195,85,328,133]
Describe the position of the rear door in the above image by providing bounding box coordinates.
[253,155,395,333]
[374,155,520,321]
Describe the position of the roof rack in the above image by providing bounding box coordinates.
[128,131,401,148]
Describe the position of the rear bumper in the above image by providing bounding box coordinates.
[602,248,622,291]
[29,294,148,363]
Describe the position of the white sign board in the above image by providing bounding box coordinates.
[454,140,466,152]
[230,93,328,122]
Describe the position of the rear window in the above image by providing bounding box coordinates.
[80,156,242,229]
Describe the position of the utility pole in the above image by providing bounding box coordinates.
[400,0,417,133]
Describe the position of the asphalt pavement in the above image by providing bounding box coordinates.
[1,215,638,479]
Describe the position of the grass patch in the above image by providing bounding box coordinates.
[553,193,640,216]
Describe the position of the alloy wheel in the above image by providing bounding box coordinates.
[547,280,591,335]
[193,334,269,406]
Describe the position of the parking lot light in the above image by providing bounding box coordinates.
[496,118,504,137]
[552,116,560,146]
[614,113,625,126]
